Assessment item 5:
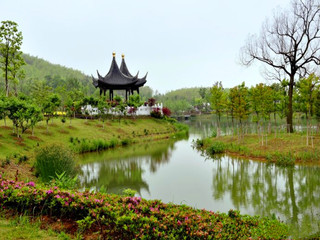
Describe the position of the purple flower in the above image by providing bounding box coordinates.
[46,190,53,194]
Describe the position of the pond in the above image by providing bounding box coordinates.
[79,117,320,238]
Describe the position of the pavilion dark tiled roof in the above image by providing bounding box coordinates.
[93,52,148,99]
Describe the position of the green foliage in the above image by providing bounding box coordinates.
[0,177,289,239]
[0,20,25,96]
[4,95,43,136]
[267,152,295,166]
[127,94,142,108]
[249,83,273,122]
[315,90,320,121]
[21,54,95,96]
[150,108,162,118]
[296,74,320,116]
[48,171,78,190]
[35,143,76,182]
[210,81,226,120]
[206,141,226,154]
[122,188,137,197]
[211,129,217,137]
[70,137,120,153]
[156,87,204,114]
[229,82,250,123]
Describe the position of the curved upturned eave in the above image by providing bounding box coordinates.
[91,75,99,88]
[133,72,147,87]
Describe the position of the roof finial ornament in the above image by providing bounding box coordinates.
[112,52,116,57]
[122,54,125,59]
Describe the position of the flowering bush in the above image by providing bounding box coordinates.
[150,108,162,119]
[162,107,171,117]
[147,98,156,107]
[0,176,288,239]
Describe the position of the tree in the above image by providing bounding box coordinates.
[229,83,250,135]
[240,0,320,132]
[128,94,143,118]
[0,95,8,126]
[249,84,273,125]
[27,104,43,136]
[210,81,226,136]
[65,90,83,126]
[314,90,320,130]
[296,74,320,118]
[97,96,110,128]
[0,21,25,96]
[42,93,61,133]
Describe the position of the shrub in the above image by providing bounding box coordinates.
[0,177,289,239]
[18,155,28,164]
[121,138,130,146]
[147,98,156,107]
[150,108,162,118]
[35,144,76,182]
[206,141,226,155]
[162,107,171,117]
[211,129,217,137]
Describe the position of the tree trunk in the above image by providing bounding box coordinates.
[5,49,9,97]
[287,75,294,133]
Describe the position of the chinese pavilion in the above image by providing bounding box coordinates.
[92,52,148,100]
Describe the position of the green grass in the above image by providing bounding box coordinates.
[198,132,320,165]
[0,214,71,240]
[0,117,180,160]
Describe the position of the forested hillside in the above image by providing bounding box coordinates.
[156,87,211,114]
[21,54,96,95]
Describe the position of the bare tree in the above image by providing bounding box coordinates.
[240,0,320,132]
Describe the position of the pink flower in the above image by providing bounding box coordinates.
[26,181,35,187]
[177,220,182,225]
[55,194,61,199]
[46,190,53,194]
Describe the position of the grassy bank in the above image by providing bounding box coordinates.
[0,177,288,239]
[0,117,184,159]
[0,116,187,182]
[196,132,320,166]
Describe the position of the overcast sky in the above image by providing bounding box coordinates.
[1,0,291,94]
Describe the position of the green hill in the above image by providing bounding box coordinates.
[0,53,96,96]
[156,87,211,114]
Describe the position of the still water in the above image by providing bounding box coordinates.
[79,118,320,238]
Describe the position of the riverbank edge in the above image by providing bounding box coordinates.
[195,133,320,166]
[0,117,188,181]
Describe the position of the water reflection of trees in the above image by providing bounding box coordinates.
[80,140,176,195]
[210,155,320,238]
